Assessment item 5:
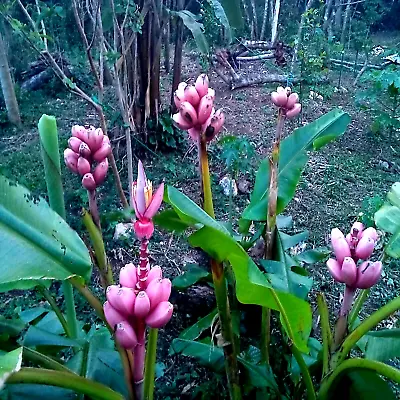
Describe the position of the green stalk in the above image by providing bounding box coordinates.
[143,328,158,400]
[348,289,369,327]
[37,286,71,338]
[7,368,124,400]
[38,114,78,339]
[261,109,285,364]
[331,296,400,368]
[82,209,114,287]
[22,348,73,373]
[318,358,400,399]
[198,138,241,400]
[291,345,317,400]
[317,293,332,376]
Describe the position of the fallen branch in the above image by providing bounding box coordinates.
[330,58,388,70]
[231,74,300,89]
[236,52,275,61]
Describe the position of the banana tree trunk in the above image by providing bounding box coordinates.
[271,0,281,44]
[249,0,258,39]
[0,31,21,126]
[163,0,171,73]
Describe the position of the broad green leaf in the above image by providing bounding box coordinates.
[154,209,192,233]
[23,326,82,349]
[209,0,232,43]
[67,327,127,397]
[0,317,26,338]
[19,307,48,324]
[291,337,322,378]
[173,11,209,54]
[170,338,225,372]
[280,231,309,250]
[259,260,312,300]
[172,264,211,289]
[165,186,311,352]
[327,369,396,400]
[295,248,330,264]
[358,329,400,362]
[375,182,400,258]
[0,176,92,291]
[239,358,279,392]
[4,384,75,399]
[0,348,22,390]
[218,0,243,30]
[179,309,218,341]
[243,109,351,221]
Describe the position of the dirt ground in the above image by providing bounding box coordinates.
[1,50,400,398]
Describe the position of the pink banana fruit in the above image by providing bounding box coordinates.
[82,173,97,190]
[145,301,173,328]
[115,321,138,349]
[93,158,109,185]
[77,156,91,176]
[179,101,198,125]
[183,85,200,106]
[173,112,192,130]
[119,263,138,288]
[195,74,209,98]
[197,95,214,124]
[286,103,301,119]
[64,149,79,173]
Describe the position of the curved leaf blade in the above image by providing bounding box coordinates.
[164,186,311,352]
[0,348,23,390]
[243,109,351,221]
[0,176,92,291]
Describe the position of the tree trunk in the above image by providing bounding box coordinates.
[260,0,269,40]
[291,0,314,74]
[241,0,252,36]
[163,0,171,73]
[170,0,184,111]
[271,0,281,44]
[322,0,334,32]
[0,31,21,126]
[340,2,351,44]
[249,0,258,39]
[335,0,342,32]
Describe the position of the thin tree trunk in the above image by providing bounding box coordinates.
[271,0,281,44]
[163,0,171,73]
[335,0,342,32]
[170,0,184,111]
[323,0,334,32]
[0,31,21,126]
[291,0,314,74]
[260,0,269,40]
[249,0,258,39]
[241,0,251,35]
[340,2,351,44]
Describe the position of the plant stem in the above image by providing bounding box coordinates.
[69,277,135,399]
[291,345,317,400]
[331,296,400,368]
[22,348,73,373]
[334,286,356,348]
[198,137,241,400]
[82,209,113,288]
[319,358,400,399]
[260,307,271,364]
[38,114,78,340]
[317,293,332,376]
[143,328,158,400]
[261,108,285,365]
[348,289,369,327]
[88,189,101,229]
[7,368,124,400]
[37,286,71,338]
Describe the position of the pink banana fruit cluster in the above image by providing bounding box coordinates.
[271,86,302,118]
[172,74,225,142]
[327,222,382,290]
[64,125,111,190]
[103,262,173,349]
